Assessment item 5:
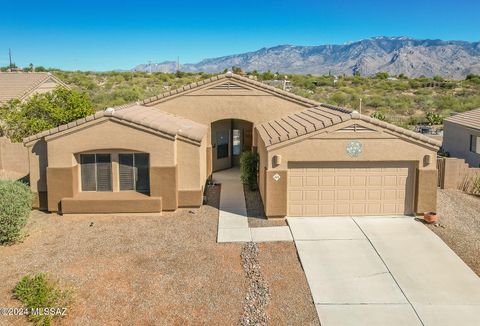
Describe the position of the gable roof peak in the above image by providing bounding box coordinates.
[141,72,319,107]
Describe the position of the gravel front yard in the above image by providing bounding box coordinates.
[431,189,480,276]
[0,185,317,325]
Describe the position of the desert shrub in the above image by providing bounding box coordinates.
[472,174,480,195]
[330,91,349,106]
[370,111,386,121]
[240,151,259,190]
[425,112,443,125]
[375,72,389,79]
[0,180,32,244]
[13,273,72,326]
[365,95,386,108]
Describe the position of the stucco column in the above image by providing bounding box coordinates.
[265,170,288,218]
[414,168,438,214]
[46,165,79,212]
[150,166,178,211]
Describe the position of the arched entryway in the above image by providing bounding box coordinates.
[211,119,253,171]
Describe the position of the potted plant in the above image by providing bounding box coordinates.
[423,211,438,224]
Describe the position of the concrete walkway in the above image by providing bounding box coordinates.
[289,216,480,326]
[214,168,292,243]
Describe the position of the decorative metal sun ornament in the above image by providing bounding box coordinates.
[346,140,363,157]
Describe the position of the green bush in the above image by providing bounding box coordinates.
[425,112,443,125]
[0,180,32,244]
[13,273,72,326]
[472,174,480,195]
[370,111,386,121]
[240,151,259,190]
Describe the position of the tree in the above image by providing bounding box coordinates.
[0,87,95,142]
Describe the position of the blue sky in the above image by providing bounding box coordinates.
[1,0,479,71]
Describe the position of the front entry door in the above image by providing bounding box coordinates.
[214,129,231,171]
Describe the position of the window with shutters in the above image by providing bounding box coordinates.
[470,135,480,154]
[80,154,112,191]
[119,153,150,194]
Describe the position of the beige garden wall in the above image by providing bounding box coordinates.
[0,137,29,176]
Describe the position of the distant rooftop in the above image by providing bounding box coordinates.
[444,108,480,131]
[0,72,68,103]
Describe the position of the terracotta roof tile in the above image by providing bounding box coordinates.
[24,104,208,144]
[257,103,442,148]
[0,72,69,103]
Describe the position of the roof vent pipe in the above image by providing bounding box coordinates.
[104,107,115,116]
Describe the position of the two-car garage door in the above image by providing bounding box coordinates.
[288,162,414,216]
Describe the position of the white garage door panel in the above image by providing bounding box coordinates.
[288,164,413,216]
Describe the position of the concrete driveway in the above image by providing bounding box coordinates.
[288,216,480,326]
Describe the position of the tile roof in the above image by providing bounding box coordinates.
[444,108,480,130]
[0,72,68,103]
[141,72,320,107]
[257,104,442,148]
[23,104,208,144]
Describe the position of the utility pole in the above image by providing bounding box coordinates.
[176,56,180,72]
[8,48,12,71]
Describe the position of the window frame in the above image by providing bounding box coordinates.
[118,152,150,194]
[79,153,113,192]
[470,134,480,154]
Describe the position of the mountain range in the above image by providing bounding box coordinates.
[132,37,480,78]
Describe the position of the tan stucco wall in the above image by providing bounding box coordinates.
[258,120,438,217]
[443,121,480,168]
[27,139,48,209]
[415,169,438,213]
[256,130,268,205]
[27,117,207,213]
[46,119,175,168]
[177,137,207,190]
[150,166,178,210]
[149,81,311,145]
[47,165,78,211]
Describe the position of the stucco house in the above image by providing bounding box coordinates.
[442,108,480,168]
[24,72,441,217]
[0,72,69,104]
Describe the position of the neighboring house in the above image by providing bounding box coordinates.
[0,72,68,177]
[23,72,441,217]
[442,108,480,168]
[0,72,69,104]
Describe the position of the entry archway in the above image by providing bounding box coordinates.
[211,119,253,171]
